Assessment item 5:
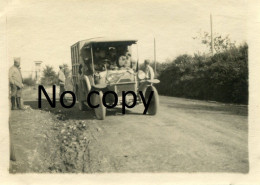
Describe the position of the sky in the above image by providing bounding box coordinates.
[3,0,248,75]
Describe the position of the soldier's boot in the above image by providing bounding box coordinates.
[11,97,16,110]
[16,97,25,110]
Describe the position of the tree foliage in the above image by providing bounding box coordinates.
[41,65,58,86]
[193,31,236,53]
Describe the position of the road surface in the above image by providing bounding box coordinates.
[9,87,248,173]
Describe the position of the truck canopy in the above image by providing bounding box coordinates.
[71,37,137,49]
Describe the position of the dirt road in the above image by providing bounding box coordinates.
[9,87,248,173]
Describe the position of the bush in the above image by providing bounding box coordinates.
[156,43,248,104]
[23,77,36,86]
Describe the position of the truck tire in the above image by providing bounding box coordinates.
[145,86,159,115]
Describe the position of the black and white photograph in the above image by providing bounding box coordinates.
[0,0,260,184]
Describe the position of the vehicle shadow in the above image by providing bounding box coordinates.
[106,107,145,117]
[24,99,143,120]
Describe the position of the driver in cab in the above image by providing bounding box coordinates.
[118,52,131,69]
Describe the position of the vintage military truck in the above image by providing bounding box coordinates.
[70,37,159,120]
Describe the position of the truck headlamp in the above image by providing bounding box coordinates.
[137,70,146,80]
[106,75,113,82]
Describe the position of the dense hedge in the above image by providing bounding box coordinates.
[156,43,248,104]
[23,77,36,86]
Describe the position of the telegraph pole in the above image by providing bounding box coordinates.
[210,14,214,56]
[154,38,157,74]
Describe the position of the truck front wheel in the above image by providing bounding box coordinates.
[145,86,159,115]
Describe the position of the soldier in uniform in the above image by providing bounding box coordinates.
[144,59,154,80]
[9,58,24,110]
[58,65,66,97]
[138,59,155,98]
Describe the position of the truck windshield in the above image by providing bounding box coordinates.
[92,43,138,71]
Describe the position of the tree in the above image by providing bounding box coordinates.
[193,31,236,54]
[41,65,58,85]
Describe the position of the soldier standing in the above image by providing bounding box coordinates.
[144,59,154,80]
[58,65,66,97]
[9,58,24,110]
[138,59,155,97]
